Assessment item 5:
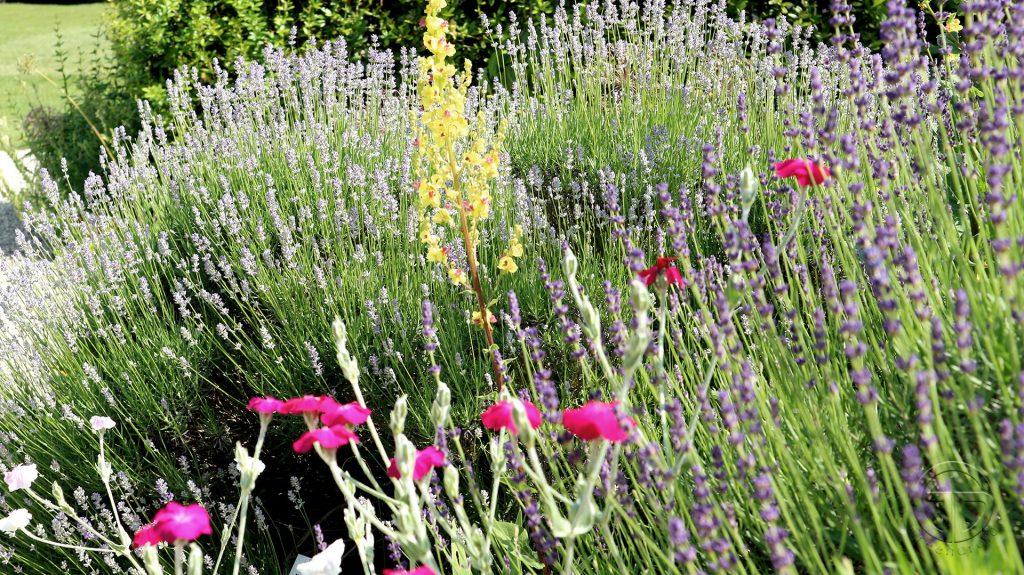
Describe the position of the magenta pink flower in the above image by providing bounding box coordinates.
[320,401,371,427]
[480,400,542,434]
[562,401,635,443]
[383,566,437,575]
[280,395,338,415]
[386,446,446,481]
[774,158,831,186]
[246,396,285,414]
[293,426,359,453]
[132,502,212,548]
[638,257,684,288]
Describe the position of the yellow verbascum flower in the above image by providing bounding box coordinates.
[471,309,495,326]
[449,267,468,287]
[427,244,447,264]
[945,17,962,33]
[432,207,453,226]
[498,255,518,274]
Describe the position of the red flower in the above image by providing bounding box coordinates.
[321,401,371,427]
[562,401,635,443]
[638,257,684,288]
[480,400,542,435]
[387,446,446,481]
[280,395,338,415]
[774,158,831,187]
[132,502,212,548]
[293,426,359,453]
[246,396,284,414]
[383,567,437,575]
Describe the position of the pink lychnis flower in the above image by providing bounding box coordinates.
[387,446,446,481]
[247,396,285,414]
[480,399,542,435]
[132,502,212,548]
[4,464,38,492]
[638,257,683,288]
[90,416,116,431]
[383,566,437,575]
[774,158,831,187]
[280,395,339,415]
[293,426,360,454]
[562,401,635,443]
[320,402,371,427]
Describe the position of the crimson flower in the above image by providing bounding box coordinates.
[320,401,371,427]
[774,158,831,187]
[638,257,683,288]
[562,401,635,443]
[132,502,212,548]
[480,400,542,435]
[383,567,437,575]
[247,396,285,414]
[280,395,338,415]
[293,426,359,453]
[387,446,446,481]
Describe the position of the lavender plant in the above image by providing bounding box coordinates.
[0,0,1022,573]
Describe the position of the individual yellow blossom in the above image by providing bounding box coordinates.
[418,180,441,209]
[427,244,447,264]
[498,255,518,274]
[432,207,453,226]
[449,267,468,287]
[945,17,962,33]
[471,309,496,326]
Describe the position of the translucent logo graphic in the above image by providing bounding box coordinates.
[922,461,996,544]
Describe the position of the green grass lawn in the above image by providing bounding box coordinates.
[0,2,108,148]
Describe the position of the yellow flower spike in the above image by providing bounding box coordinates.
[498,255,518,274]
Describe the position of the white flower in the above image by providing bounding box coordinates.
[296,539,345,575]
[90,416,116,431]
[4,464,38,491]
[0,509,31,533]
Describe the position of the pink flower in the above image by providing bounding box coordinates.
[383,566,437,575]
[320,402,371,427]
[386,446,446,481]
[90,416,116,431]
[562,401,635,443]
[293,426,359,454]
[774,158,831,187]
[247,396,285,414]
[132,502,212,548]
[4,464,38,491]
[638,257,684,288]
[280,395,338,415]
[480,400,542,434]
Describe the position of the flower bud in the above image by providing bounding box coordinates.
[443,465,460,499]
[332,317,360,386]
[51,482,66,508]
[739,166,757,201]
[234,443,265,492]
[510,401,536,445]
[187,543,204,575]
[562,248,579,279]
[431,383,451,428]
[395,436,417,485]
[390,396,408,436]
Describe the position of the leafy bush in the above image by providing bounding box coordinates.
[3,0,1023,573]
